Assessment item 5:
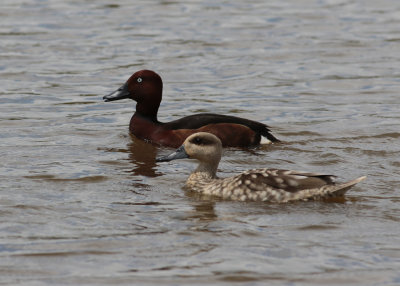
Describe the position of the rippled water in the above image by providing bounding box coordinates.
[1,0,400,285]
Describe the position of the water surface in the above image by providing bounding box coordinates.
[1,0,400,285]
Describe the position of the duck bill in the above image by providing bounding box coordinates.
[103,83,130,102]
[156,145,189,162]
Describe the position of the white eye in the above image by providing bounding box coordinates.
[137,77,142,83]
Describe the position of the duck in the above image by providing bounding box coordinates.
[103,70,279,148]
[156,132,366,202]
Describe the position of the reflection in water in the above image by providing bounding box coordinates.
[2,0,400,284]
[187,198,218,222]
[127,134,162,178]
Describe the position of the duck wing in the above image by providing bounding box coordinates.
[163,113,279,142]
[218,169,365,202]
[231,169,334,193]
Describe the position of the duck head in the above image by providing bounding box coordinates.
[103,70,163,119]
[157,132,223,176]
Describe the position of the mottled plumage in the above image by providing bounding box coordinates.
[157,132,366,202]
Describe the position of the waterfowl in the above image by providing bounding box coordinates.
[156,132,366,202]
[103,70,279,148]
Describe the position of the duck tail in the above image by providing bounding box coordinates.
[259,127,281,143]
[329,176,367,196]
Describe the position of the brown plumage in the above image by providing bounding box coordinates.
[157,132,366,202]
[103,70,279,147]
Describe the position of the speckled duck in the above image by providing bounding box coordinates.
[157,132,366,202]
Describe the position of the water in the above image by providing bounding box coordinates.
[1,0,400,285]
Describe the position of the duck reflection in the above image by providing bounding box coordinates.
[127,134,162,178]
[186,200,218,223]
[184,189,219,222]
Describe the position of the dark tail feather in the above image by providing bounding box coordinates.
[260,128,280,143]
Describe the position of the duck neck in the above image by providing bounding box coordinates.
[193,160,219,179]
[135,101,160,122]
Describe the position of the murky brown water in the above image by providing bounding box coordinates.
[1,0,400,285]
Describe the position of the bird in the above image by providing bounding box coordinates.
[103,70,279,148]
[156,132,366,202]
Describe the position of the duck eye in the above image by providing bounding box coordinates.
[137,77,142,83]
[190,136,211,145]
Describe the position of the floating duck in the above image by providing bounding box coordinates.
[156,132,366,202]
[104,70,279,148]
